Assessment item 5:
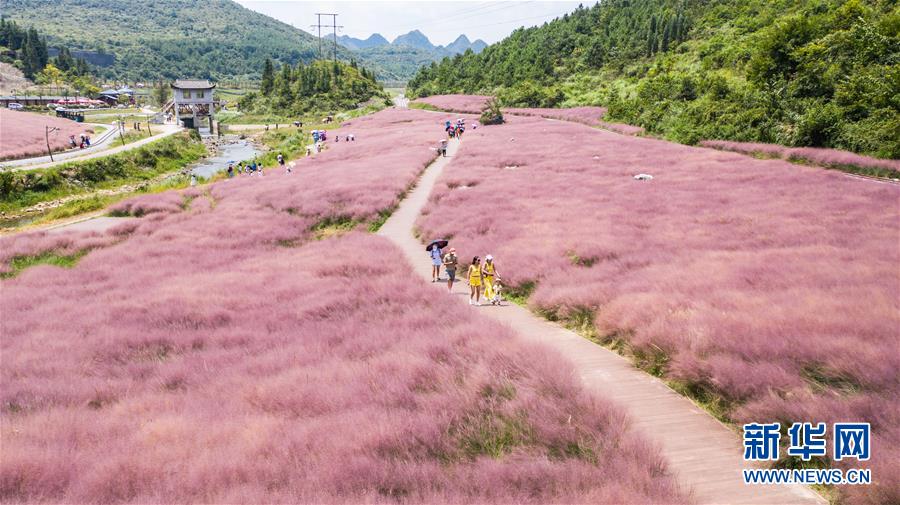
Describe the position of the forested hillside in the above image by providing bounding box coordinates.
[0,18,91,79]
[409,0,899,158]
[3,0,352,81]
[238,59,388,115]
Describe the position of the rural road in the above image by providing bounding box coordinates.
[1,124,182,171]
[378,134,825,505]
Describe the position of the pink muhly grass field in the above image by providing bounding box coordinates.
[417,114,900,504]
[414,95,644,135]
[0,109,95,160]
[413,94,492,113]
[700,140,900,174]
[0,109,683,503]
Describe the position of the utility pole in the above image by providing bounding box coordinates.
[310,13,323,59]
[312,13,342,62]
[45,126,59,161]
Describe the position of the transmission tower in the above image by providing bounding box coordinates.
[311,13,343,61]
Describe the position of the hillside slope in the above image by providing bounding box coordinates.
[409,0,899,158]
[3,0,353,81]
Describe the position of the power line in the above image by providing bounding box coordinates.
[311,13,343,61]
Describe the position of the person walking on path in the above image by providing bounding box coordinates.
[468,256,483,305]
[430,242,443,282]
[227,162,234,178]
[482,254,499,303]
[277,153,287,173]
[442,247,458,292]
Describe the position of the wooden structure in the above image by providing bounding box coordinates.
[171,79,216,132]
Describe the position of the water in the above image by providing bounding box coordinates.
[1,137,262,231]
[191,138,260,178]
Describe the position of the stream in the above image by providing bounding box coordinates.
[1,136,261,231]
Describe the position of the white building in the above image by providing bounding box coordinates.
[171,79,216,131]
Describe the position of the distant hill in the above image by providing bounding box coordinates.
[392,30,435,51]
[337,33,390,51]
[337,30,487,82]
[2,0,354,81]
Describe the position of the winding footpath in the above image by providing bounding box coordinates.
[378,136,824,504]
[2,124,182,171]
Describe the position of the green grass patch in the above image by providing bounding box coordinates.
[454,411,534,460]
[408,102,440,112]
[503,280,536,306]
[311,215,360,240]
[2,250,88,279]
[367,208,394,233]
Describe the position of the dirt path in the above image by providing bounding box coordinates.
[377,135,824,504]
[3,124,182,171]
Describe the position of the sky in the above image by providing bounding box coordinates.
[236,0,586,46]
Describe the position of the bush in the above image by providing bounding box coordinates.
[479,98,505,125]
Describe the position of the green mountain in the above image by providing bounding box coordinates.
[409,0,900,159]
[2,0,354,81]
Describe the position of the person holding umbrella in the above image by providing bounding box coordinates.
[426,239,447,282]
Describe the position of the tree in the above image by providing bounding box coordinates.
[662,18,671,52]
[260,58,275,95]
[152,80,171,106]
[36,63,63,93]
[647,15,658,57]
[480,97,504,125]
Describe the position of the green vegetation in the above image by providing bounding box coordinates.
[1,250,88,279]
[408,102,440,112]
[479,98,505,125]
[353,45,446,82]
[410,0,900,159]
[3,0,352,81]
[0,17,92,87]
[0,132,205,214]
[239,59,388,115]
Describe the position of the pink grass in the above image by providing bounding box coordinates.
[413,94,492,113]
[414,95,644,135]
[0,109,683,504]
[418,113,900,505]
[700,140,900,174]
[0,109,95,161]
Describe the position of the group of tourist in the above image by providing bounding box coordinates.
[69,134,92,149]
[430,243,502,306]
[226,159,265,178]
[445,119,470,139]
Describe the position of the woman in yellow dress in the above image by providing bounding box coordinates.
[481,254,499,304]
[467,256,482,306]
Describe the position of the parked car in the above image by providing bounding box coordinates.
[7,103,23,110]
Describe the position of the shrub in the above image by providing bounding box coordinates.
[479,98,505,126]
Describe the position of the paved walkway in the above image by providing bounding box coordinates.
[2,124,182,171]
[378,136,824,504]
[44,216,133,234]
